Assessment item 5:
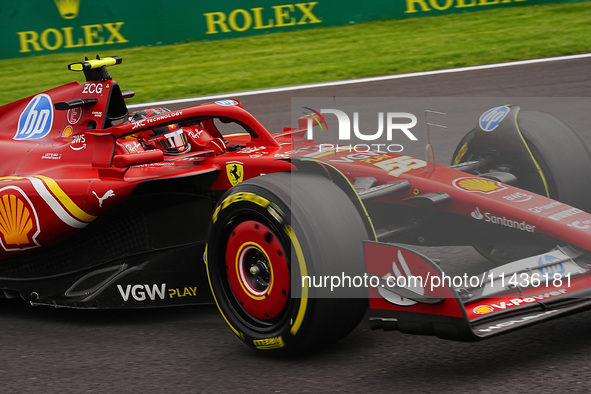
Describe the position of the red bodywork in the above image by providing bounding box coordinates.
[0,80,293,255]
[2,57,591,341]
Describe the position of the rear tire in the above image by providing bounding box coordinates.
[206,172,368,354]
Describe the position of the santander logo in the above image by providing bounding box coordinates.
[470,207,536,233]
[471,207,484,220]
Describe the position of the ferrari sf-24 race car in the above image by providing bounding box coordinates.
[2,56,591,354]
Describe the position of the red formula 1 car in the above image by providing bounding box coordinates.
[2,57,591,354]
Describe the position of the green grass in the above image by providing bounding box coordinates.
[1,2,590,106]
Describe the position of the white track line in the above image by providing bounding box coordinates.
[128,53,591,109]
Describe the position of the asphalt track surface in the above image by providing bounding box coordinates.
[2,56,591,393]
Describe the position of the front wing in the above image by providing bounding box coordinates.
[365,242,591,340]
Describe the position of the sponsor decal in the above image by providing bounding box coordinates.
[134,162,176,168]
[120,140,143,153]
[187,128,204,139]
[253,336,285,350]
[130,110,183,130]
[548,207,583,221]
[61,125,74,138]
[537,254,565,276]
[359,153,392,164]
[0,186,41,251]
[470,207,484,219]
[226,161,244,186]
[215,99,239,106]
[117,283,166,302]
[276,146,318,158]
[473,305,494,315]
[373,156,427,177]
[92,190,115,208]
[503,192,535,203]
[478,310,560,333]
[15,94,54,140]
[528,201,563,213]
[471,207,536,232]
[479,106,510,132]
[117,283,198,301]
[67,107,82,124]
[453,177,507,194]
[479,250,582,298]
[41,153,62,160]
[477,289,567,317]
[238,146,266,154]
[17,2,128,54]
[568,220,591,230]
[204,2,321,35]
[316,149,425,176]
[82,82,103,95]
[169,287,198,298]
[70,134,86,151]
[320,150,390,163]
[406,0,528,14]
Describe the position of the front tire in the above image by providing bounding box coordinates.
[452,107,591,263]
[206,172,369,354]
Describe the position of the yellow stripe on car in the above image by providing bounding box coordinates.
[0,175,95,228]
[34,175,96,223]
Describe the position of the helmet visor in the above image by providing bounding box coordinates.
[146,127,189,154]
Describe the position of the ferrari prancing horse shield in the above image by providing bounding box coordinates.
[226,161,244,186]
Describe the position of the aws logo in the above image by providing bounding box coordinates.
[0,186,41,252]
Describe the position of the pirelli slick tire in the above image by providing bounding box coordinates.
[206,172,368,354]
[452,108,591,263]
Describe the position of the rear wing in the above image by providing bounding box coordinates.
[365,242,591,340]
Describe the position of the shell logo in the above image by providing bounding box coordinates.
[61,125,74,138]
[0,187,40,251]
[473,305,494,315]
[453,177,507,194]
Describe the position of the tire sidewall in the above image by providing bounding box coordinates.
[206,172,369,353]
[207,183,307,351]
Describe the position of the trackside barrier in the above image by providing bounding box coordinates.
[0,0,587,59]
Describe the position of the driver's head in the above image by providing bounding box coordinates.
[126,107,190,155]
[142,123,190,155]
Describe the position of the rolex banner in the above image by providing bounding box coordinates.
[0,0,586,59]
